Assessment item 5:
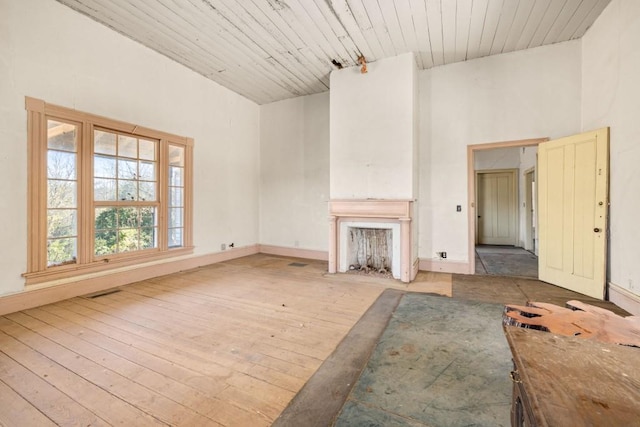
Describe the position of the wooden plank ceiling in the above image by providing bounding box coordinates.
[56,0,611,105]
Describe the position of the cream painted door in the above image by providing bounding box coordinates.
[477,170,518,245]
[538,128,609,299]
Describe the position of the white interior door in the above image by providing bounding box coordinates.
[477,170,518,245]
[538,128,609,299]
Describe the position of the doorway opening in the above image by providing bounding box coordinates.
[467,138,548,277]
[475,245,538,277]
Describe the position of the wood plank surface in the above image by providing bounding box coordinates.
[504,326,640,426]
[0,379,58,427]
[0,254,451,426]
[504,300,640,346]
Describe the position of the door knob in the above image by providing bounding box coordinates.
[594,228,601,232]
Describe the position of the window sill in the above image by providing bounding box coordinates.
[23,247,194,286]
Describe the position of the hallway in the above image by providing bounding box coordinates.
[475,245,538,278]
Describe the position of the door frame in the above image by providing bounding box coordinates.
[475,169,519,245]
[467,137,548,274]
[523,168,535,252]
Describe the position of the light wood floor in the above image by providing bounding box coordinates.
[0,254,451,426]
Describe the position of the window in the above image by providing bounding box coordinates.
[25,97,193,284]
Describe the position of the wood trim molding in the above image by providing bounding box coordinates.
[258,245,328,261]
[419,258,470,275]
[27,97,190,143]
[0,245,259,317]
[608,282,640,316]
[329,199,413,218]
[24,96,195,283]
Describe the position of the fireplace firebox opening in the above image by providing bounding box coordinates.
[339,221,401,279]
[347,227,392,275]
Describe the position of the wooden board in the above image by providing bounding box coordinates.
[504,326,640,427]
[504,300,640,347]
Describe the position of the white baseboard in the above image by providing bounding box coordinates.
[608,282,640,316]
[0,245,259,316]
[258,244,328,261]
[419,258,470,274]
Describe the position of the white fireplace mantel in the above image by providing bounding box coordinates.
[328,199,416,283]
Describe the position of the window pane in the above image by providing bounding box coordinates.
[169,166,183,187]
[94,207,118,255]
[47,237,77,266]
[48,150,76,179]
[118,179,137,201]
[94,230,117,255]
[94,130,116,155]
[169,187,183,207]
[168,145,185,166]
[140,207,156,228]
[48,209,77,238]
[48,120,77,152]
[138,161,155,180]
[118,135,137,158]
[48,180,77,208]
[117,207,139,228]
[119,229,139,252]
[94,178,117,201]
[94,155,116,178]
[138,181,155,202]
[140,227,157,249]
[168,228,183,248]
[169,208,183,228]
[95,207,117,230]
[139,139,156,160]
[117,159,137,179]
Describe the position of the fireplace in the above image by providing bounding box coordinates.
[329,200,416,283]
[341,222,399,278]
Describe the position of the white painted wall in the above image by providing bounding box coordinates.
[260,93,329,251]
[420,41,582,264]
[474,147,520,170]
[582,0,640,305]
[0,0,260,296]
[330,53,418,199]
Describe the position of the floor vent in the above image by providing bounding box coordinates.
[84,289,122,299]
[288,262,308,267]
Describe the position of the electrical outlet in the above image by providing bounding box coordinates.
[441,252,447,259]
[221,243,226,250]
[456,205,462,212]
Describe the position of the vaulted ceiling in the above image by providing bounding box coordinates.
[56,0,611,105]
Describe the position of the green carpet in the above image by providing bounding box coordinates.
[334,294,512,427]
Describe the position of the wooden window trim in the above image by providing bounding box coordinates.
[24,97,194,286]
